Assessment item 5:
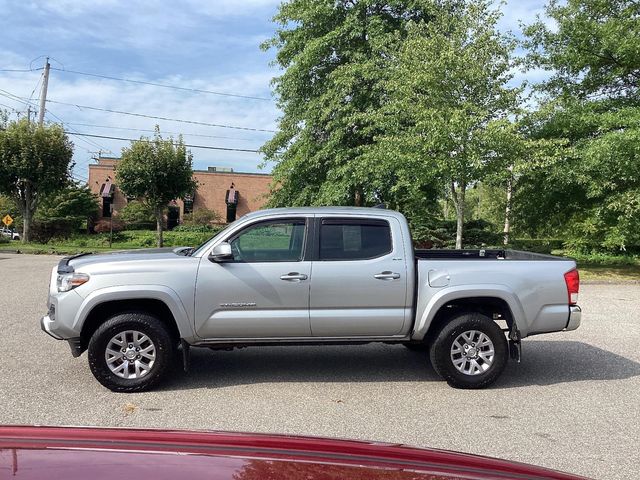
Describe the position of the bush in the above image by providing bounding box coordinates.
[122,221,156,231]
[117,201,155,224]
[30,218,79,243]
[182,207,221,227]
[413,219,502,249]
[94,218,125,234]
[508,238,565,254]
[0,235,9,244]
[173,224,221,233]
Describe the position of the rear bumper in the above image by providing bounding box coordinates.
[565,305,581,331]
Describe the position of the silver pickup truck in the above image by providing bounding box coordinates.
[41,207,581,392]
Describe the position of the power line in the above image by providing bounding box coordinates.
[0,67,43,73]
[66,132,262,153]
[44,108,114,154]
[63,121,259,142]
[50,67,272,101]
[0,101,20,112]
[44,98,276,133]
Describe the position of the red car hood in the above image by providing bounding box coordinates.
[0,426,587,480]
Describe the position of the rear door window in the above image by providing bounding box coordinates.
[319,219,392,261]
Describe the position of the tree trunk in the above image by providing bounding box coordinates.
[503,169,513,246]
[450,180,466,249]
[354,187,363,207]
[155,207,164,248]
[22,210,31,243]
[21,182,33,243]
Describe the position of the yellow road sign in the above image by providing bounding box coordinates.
[2,214,13,227]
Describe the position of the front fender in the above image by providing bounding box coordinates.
[72,285,195,341]
[411,284,527,340]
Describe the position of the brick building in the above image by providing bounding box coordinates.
[87,156,272,224]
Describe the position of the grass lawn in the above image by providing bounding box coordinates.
[575,263,640,282]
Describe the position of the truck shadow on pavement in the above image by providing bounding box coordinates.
[159,340,640,391]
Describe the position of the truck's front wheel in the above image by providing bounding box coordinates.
[429,312,508,389]
[88,312,176,392]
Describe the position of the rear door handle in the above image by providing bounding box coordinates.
[374,271,400,280]
[280,272,308,281]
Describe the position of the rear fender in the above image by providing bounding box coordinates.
[411,284,527,340]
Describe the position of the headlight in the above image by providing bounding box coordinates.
[57,273,90,292]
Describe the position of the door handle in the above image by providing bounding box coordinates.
[280,272,308,281]
[374,271,400,280]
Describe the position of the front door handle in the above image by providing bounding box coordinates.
[280,272,308,281]
[374,271,401,280]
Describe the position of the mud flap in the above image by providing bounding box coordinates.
[509,340,521,363]
[508,325,522,363]
[180,339,191,373]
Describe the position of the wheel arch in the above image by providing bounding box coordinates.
[75,286,193,350]
[412,286,524,341]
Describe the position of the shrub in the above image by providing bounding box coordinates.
[412,219,502,249]
[508,238,565,254]
[117,201,155,224]
[173,224,220,233]
[30,218,78,243]
[94,218,125,234]
[0,235,9,244]
[182,207,221,227]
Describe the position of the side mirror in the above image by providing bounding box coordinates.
[209,242,233,262]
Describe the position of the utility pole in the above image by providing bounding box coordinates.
[26,106,31,123]
[37,57,50,126]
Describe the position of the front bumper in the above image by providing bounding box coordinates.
[40,314,63,340]
[40,314,83,357]
[565,305,581,331]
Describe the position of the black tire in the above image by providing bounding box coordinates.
[429,312,508,389]
[88,311,177,392]
[403,343,429,352]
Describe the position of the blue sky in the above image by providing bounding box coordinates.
[0,0,550,182]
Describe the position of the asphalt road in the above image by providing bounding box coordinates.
[0,254,639,480]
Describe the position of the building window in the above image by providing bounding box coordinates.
[183,193,194,215]
[99,179,115,218]
[102,197,112,218]
[225,183,239,223]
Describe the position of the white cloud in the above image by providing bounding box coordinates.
[0,62,278,178]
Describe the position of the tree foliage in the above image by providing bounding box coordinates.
[377,0,521,247]
[262,0,451,209]
[36,181,99,227]
[521,0,640,251]
[117,127,197,247]
[0,119,74,242]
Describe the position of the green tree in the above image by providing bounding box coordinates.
[379,0,519,247]
[522,0,640,251]
[261,0,452,208]
[117,128,197,247]
[0,119,74,242]
[36,181,99,228]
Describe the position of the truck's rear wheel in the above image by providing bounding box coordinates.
[88,312,176,392]
[429,312,507,389]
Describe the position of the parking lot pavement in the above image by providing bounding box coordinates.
[0,253,638,479]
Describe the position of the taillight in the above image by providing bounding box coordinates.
[564,269,580,305]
